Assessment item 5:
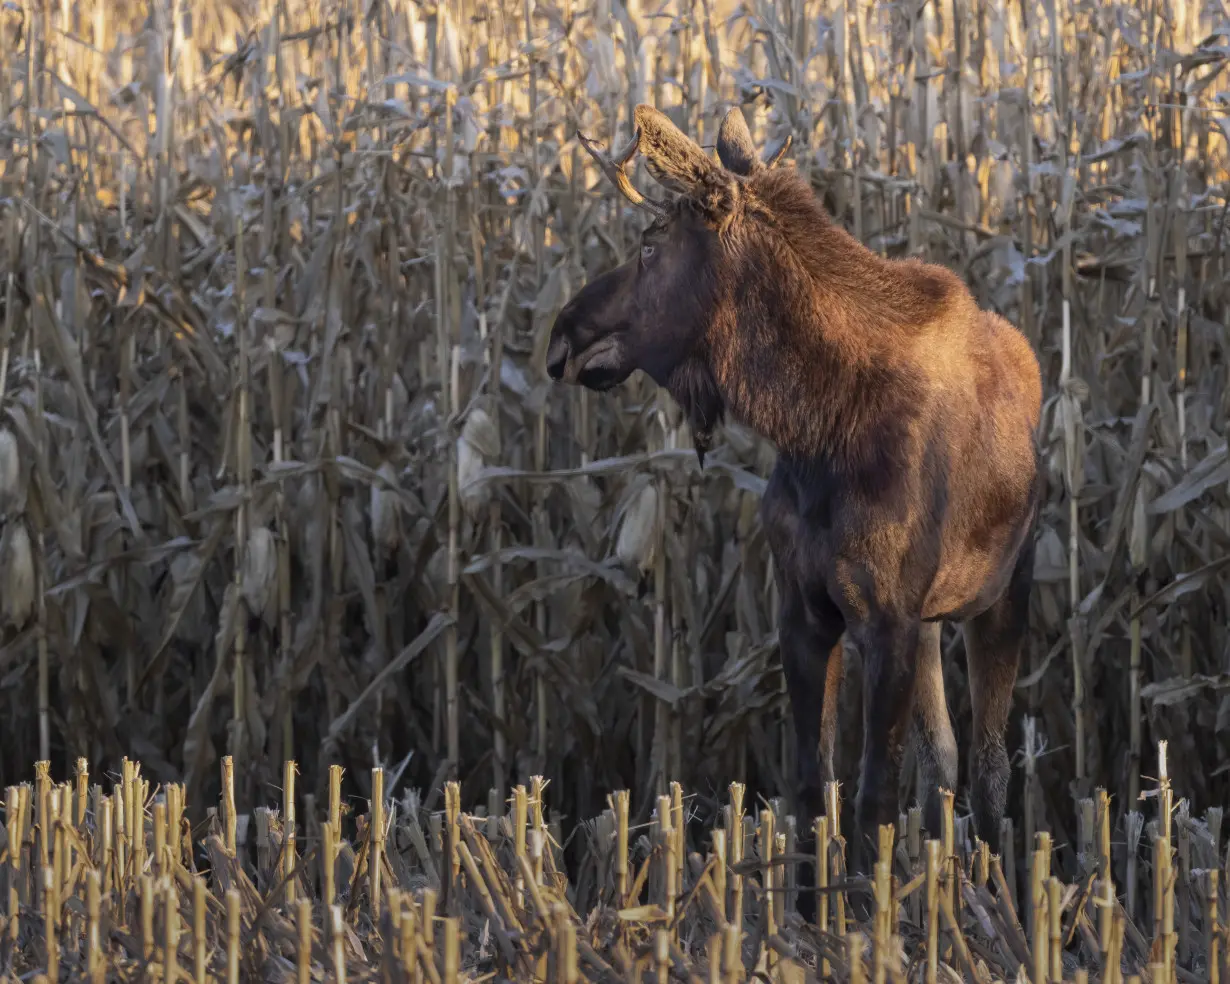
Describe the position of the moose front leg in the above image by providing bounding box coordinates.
[778,579,845,926]
[778,581,845,829]
[850,617,921,872]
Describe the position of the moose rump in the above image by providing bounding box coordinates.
[547,103,1043,876]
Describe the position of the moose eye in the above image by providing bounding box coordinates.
[641,244,655,261]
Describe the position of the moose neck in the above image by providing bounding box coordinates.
[706,199,952,465]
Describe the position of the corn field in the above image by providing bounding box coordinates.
[0,0,1228,975]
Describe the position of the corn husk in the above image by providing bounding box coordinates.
[292,478,322,567]
[1044,398,1066,492]
[457,439,485,520]
[389,373,410,433]
[1,521,35,629]
[424,544,449,604]
[168,548,210,647]
[458,406,500,520]
[370,460,400,555]
[616,482,660,573]
[0,427,21,517]
[462,406,500,459]
[241,526,278,625]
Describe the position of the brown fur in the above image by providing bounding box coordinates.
[547,105,1043,879]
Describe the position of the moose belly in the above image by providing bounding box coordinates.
[922,506,1033,622]
[921,404,1040,623]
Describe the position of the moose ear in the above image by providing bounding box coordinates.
[716,106,761,177]
[634,104,735,216]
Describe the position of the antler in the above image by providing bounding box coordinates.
[577,127,671,220]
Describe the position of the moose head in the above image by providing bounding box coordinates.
[545,104,791,465]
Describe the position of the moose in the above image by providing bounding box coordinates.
[546,103,1043,875]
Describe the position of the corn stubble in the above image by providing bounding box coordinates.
[0,0,1228,977]
[0,746,1220,981]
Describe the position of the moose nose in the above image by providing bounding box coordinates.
[545,334,570,381]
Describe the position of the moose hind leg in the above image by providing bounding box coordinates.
[911,621,957,838]
[964,540,1034,853]
[818,641,846,792]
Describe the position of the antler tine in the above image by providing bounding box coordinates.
[612,129,639,167]
[577,127,670,219]
[763,133,793,169]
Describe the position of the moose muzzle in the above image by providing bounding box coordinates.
[545,334,571,382]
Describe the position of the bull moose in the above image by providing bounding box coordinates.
[546,103,1043,874]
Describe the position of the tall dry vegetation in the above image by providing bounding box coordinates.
[0,0,1227,908]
